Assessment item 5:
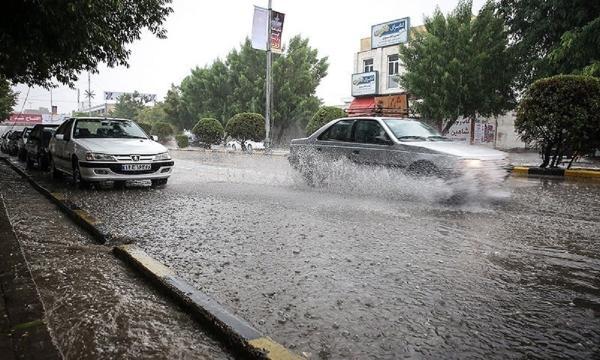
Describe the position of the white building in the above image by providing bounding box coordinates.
[347,18,421,116]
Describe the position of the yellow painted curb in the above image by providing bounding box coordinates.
[118,245,175,277]
[564,169,600,179]
[511,166,529,175]
[248,337,304,360]
[50,192,66,201]
[73,209,98,225]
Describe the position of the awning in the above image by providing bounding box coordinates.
[347,97,376,116]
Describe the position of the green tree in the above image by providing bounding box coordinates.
[175,134,189,148]
[225,113,266,149]
[152,122,174,143]
[192,118,224,147]
[0,1,172,87]
[497,0,600,89]
[112,92,146,120]
[0,77,17,121]
[136,103,168,124]
[515,75,600,168]
[305,106,346,135]
[180,36,328,145]
[399,0,515,133]
[163,84,194,130]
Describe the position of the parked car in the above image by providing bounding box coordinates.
[289,117,510,184]
[48,117,174,188]
[17,127,32,160]
[24,124,59,170]
[6,130,23,156]
[226,140,265,152]
[0,131,12,153]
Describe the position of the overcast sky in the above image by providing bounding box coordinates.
[13,0,486,114]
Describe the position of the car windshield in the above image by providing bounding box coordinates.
[73,119,148,139]
[383,119,446,141]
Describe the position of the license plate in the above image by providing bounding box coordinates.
[122,164,151,171]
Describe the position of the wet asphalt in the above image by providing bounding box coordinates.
[5,150,600,359]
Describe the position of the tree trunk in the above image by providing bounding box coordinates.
[540,142,553,168]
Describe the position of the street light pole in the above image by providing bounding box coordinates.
[265,0,272,151]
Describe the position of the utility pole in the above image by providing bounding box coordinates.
[87,72,92,115]
[265,0,272,151]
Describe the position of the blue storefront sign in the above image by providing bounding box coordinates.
[352,71,378,96]
[371,17,410,48]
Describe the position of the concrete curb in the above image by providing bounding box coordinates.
[1,156,302,359]
[0,157,108,243]
[512,165,600,180]
[114,245,302,360]
[169,148,289,158]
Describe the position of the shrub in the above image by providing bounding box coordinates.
[175,134,189,148]
[151,122,174,143]
[225,113,265,144]
[136,122,153,135]
[515,75,600,168]
[305,106,346,135]
[192,117,224,146]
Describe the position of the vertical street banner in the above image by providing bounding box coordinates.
[251,6,285,53]
[251,6,269,51]
[270,10,285,54]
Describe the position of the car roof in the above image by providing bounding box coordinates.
[71,116,132,121]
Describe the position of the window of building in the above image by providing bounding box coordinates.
[363,58,374,73]
[387,54,400,88]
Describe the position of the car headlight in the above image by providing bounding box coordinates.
[85,152,116,161]
[154,152,171,161]
[462,159,482,168]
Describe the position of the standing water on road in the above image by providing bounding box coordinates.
[19,151,600,359]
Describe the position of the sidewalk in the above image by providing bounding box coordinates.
[0,160,233,359]
[0,194,61,360]
[508,151,600,170]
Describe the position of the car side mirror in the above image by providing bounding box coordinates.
[55,134,64,140]
[151,135,159,141]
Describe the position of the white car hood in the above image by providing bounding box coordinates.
[75,138,167,155]
[405,141,507,159]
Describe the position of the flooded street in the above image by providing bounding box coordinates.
[9,150,600,359]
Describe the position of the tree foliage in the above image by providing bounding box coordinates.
[225,113,266,145]
[179,36,328,144]
[163,85,194,131]
[192,118,224,146]
[305,106,346,135]
[112,92,146,120]
[136,122,153,135]
[399,0,515,132]
[152,122,174,142]
[0,76,17,121]
[0,0,172,87]
[515,75,600,168]
[175,134,189,148]
[497,0,600,89]
[136,103,168,124]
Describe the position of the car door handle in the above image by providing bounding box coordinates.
[352,150,360,154]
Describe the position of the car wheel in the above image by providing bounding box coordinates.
[407,161,439,178]
[40,157,49,171]
[72,160,89,188]
[25,154,34,169]
[151,178,168,187]
[49,157,62,179]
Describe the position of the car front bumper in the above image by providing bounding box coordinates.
[78,160,174,181]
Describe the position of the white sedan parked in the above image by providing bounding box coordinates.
[48,117,174,187]
[226,140,265,152]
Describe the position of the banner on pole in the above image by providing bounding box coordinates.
[251,6,285,53]
[251,6,269,51]
[270,10,285,54]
